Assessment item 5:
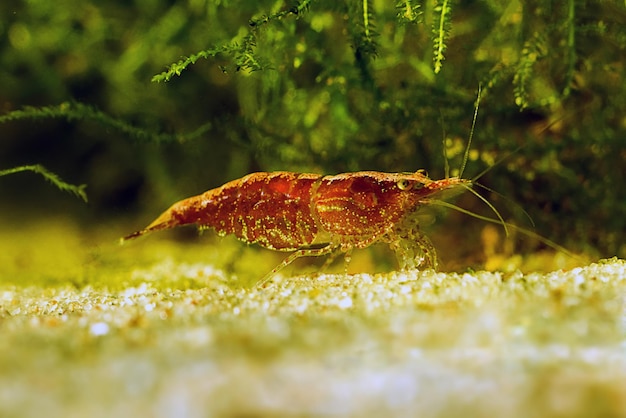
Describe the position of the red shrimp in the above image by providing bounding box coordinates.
[122,170,472,282]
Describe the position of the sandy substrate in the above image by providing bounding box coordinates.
[1,258,625,417]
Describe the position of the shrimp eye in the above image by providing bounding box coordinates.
[416,169,429,179]
[397,179,412,190]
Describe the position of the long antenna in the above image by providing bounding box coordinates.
[459,84,482,178]
[426,199,583,263]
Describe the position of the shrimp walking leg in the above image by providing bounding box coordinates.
[385,215,439,270]
[258,244,338,287]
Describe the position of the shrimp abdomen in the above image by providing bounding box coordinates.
[124,172,324,251]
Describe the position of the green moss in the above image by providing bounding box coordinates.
[2,0,624,261]
[0,164,87,202]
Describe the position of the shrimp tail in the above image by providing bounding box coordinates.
[121,197,200,242]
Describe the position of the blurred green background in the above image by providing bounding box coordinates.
[1,0,624,272]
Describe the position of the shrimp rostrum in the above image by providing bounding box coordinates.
[123,170,473,283]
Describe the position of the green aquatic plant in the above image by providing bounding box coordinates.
[0,103,212,144]
[431,0,452,74]
[0,164,87,202]
[396,0,421,25]
[152,0,313,82]
[512,32,548,110]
